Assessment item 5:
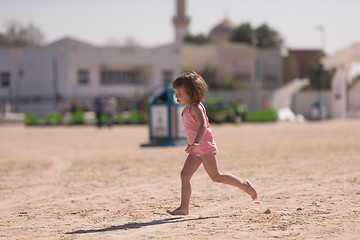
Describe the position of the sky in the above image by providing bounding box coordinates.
[0,0,359,55]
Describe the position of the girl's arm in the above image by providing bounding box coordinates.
[185,103,207,152]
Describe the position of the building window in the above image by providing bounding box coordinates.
[234,72,250,83]
[264,72,278,85]
[162,70,173,84]
[1,72,11,87]
[100,69,140,85]
[78,69,90,85]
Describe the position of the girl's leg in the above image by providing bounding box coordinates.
[166,154,202,215]
[201,154,257,200]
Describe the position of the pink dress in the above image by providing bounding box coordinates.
[182,102,218,157]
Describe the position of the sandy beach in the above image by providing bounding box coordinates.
[1,120,359,239]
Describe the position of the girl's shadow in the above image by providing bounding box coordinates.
[65,216,218,235]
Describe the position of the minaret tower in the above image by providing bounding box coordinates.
[173,0,190,42]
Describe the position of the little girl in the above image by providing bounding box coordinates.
[167,71,257,216]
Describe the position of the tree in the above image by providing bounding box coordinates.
[184,33,210,45]
[0,20,45,47]
[308,54,333,90]
[230,23,253,45]
[231,22,283,49]
[254,24,283,49]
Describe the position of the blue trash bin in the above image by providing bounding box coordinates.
[142,83,186,146]
[310,101,327,120]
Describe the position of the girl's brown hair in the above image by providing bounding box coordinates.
[172,71,208,102]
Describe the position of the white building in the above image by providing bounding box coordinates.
[0,37,181,116]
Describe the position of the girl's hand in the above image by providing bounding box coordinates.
[185,142,199,152]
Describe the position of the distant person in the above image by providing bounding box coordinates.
[262,96,270,109]
[166,71,257,216]
[93,95,104,128]
[104,96,118,127]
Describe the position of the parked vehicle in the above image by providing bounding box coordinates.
[202,98,246,124]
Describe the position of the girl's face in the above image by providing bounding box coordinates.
[174,87,192,106]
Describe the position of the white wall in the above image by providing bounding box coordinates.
[0,47,60,101]
[348,81,360,117]
[181,43,218,71]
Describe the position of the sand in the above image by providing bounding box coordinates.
[0,120,359,239]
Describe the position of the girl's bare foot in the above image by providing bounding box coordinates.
[166,207,189,216]
[244,180,258,200]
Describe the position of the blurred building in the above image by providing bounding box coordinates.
[181,41,283,90]
[0,0,283,116]
[180,16,283,91]
[0,38,180,116]
[284,49,323,80]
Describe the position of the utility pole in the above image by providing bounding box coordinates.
[317,25,325,101]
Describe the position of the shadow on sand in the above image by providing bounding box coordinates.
[66,216,219,235]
